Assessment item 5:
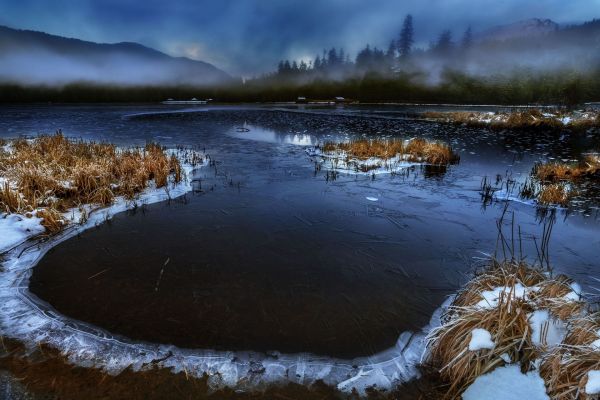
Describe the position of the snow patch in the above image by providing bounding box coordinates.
[476,283,536,308]
[528,310,566,348]
[469,328,495,351]
[586,370,600,395]
[0,213,45,253]
[462,365,549,400]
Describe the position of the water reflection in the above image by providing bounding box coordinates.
[229,123,318,146]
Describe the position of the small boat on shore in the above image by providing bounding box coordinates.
[162,98,208,105]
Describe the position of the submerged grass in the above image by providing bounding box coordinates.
[0,132,199,234]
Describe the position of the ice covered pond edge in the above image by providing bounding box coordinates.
[0,156,447,395]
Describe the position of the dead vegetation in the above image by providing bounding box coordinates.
[534,155,600,183]
[540,314,600,400]
[423,109,600,131]
[426,259,586,399]
[321,138,460,166]
[0,132,198,233]
[517,154,600,207]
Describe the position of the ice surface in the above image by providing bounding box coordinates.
[0,152,449,394]
[468,328,495,351]
[462,365,549,400]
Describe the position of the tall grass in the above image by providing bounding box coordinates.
[0,132,197,233]
[426,259,585,399]
[321,138,460,165]
[424,109,600,131]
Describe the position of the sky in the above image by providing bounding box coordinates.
[0,0,597,76]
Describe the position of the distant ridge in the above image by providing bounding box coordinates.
[0,25,233,86]
[477,18,560,42]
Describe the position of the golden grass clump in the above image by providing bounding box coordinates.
[427,260,588,399]
[539,314,600,399]
[533,276,584,320]
[322,139,405,160]
[320,138,459,166]
[534,156,600,183]
[537,183,572,207]
[0,132,196,234]
[427,261,545,398]
[404,138,460,165]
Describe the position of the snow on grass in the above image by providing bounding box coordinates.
[469,328,495,351]
[586,370,600,395]
[462,365,549,400]
[476,283,537,308]
[528,310,567,348]
[0,213,45,253]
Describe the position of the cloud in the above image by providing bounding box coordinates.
[0,0,598,76]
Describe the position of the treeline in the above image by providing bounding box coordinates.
[1,68,597,106]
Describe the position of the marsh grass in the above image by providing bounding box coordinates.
[540,321,600,400]
[534,156,600,183]
[423,109,600,131]
[537,183,572,207]
[0,132,197,233]
[426,259,586,399]
[517,155,600,207]
[321,138,459,166]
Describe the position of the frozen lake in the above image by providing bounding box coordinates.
[1,103,600,360]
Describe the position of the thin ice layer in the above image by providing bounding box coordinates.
[0,156,447,395]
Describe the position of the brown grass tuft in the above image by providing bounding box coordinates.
[321,138,459,166]
[0,132,199,235]
[537,183,572,207]
[427,260,588,399]
[424,109,600,131]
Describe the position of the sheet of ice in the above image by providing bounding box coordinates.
[586,370,600,395]
[0,213,45,253]
[0,151,449,395]
[469,328,495,351]
[528,310,566,348]
[462,365,549,400]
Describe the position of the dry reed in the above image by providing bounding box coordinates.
[427,260,586,399]
[321,138,459,166]
[0,132,199,234]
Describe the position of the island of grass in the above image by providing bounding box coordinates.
[423,109,600,132]
[517,154,600,207]
[424,255,600,399]
[0,132,204,252]
[307,138,460,175]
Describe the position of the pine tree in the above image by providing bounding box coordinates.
[398,14,414,59]
[461,26,473,49]
[313,55,322,70]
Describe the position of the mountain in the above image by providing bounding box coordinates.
[0,25,232,86]
[477,18,560,42]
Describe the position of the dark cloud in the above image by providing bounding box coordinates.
[0,0,597,76]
